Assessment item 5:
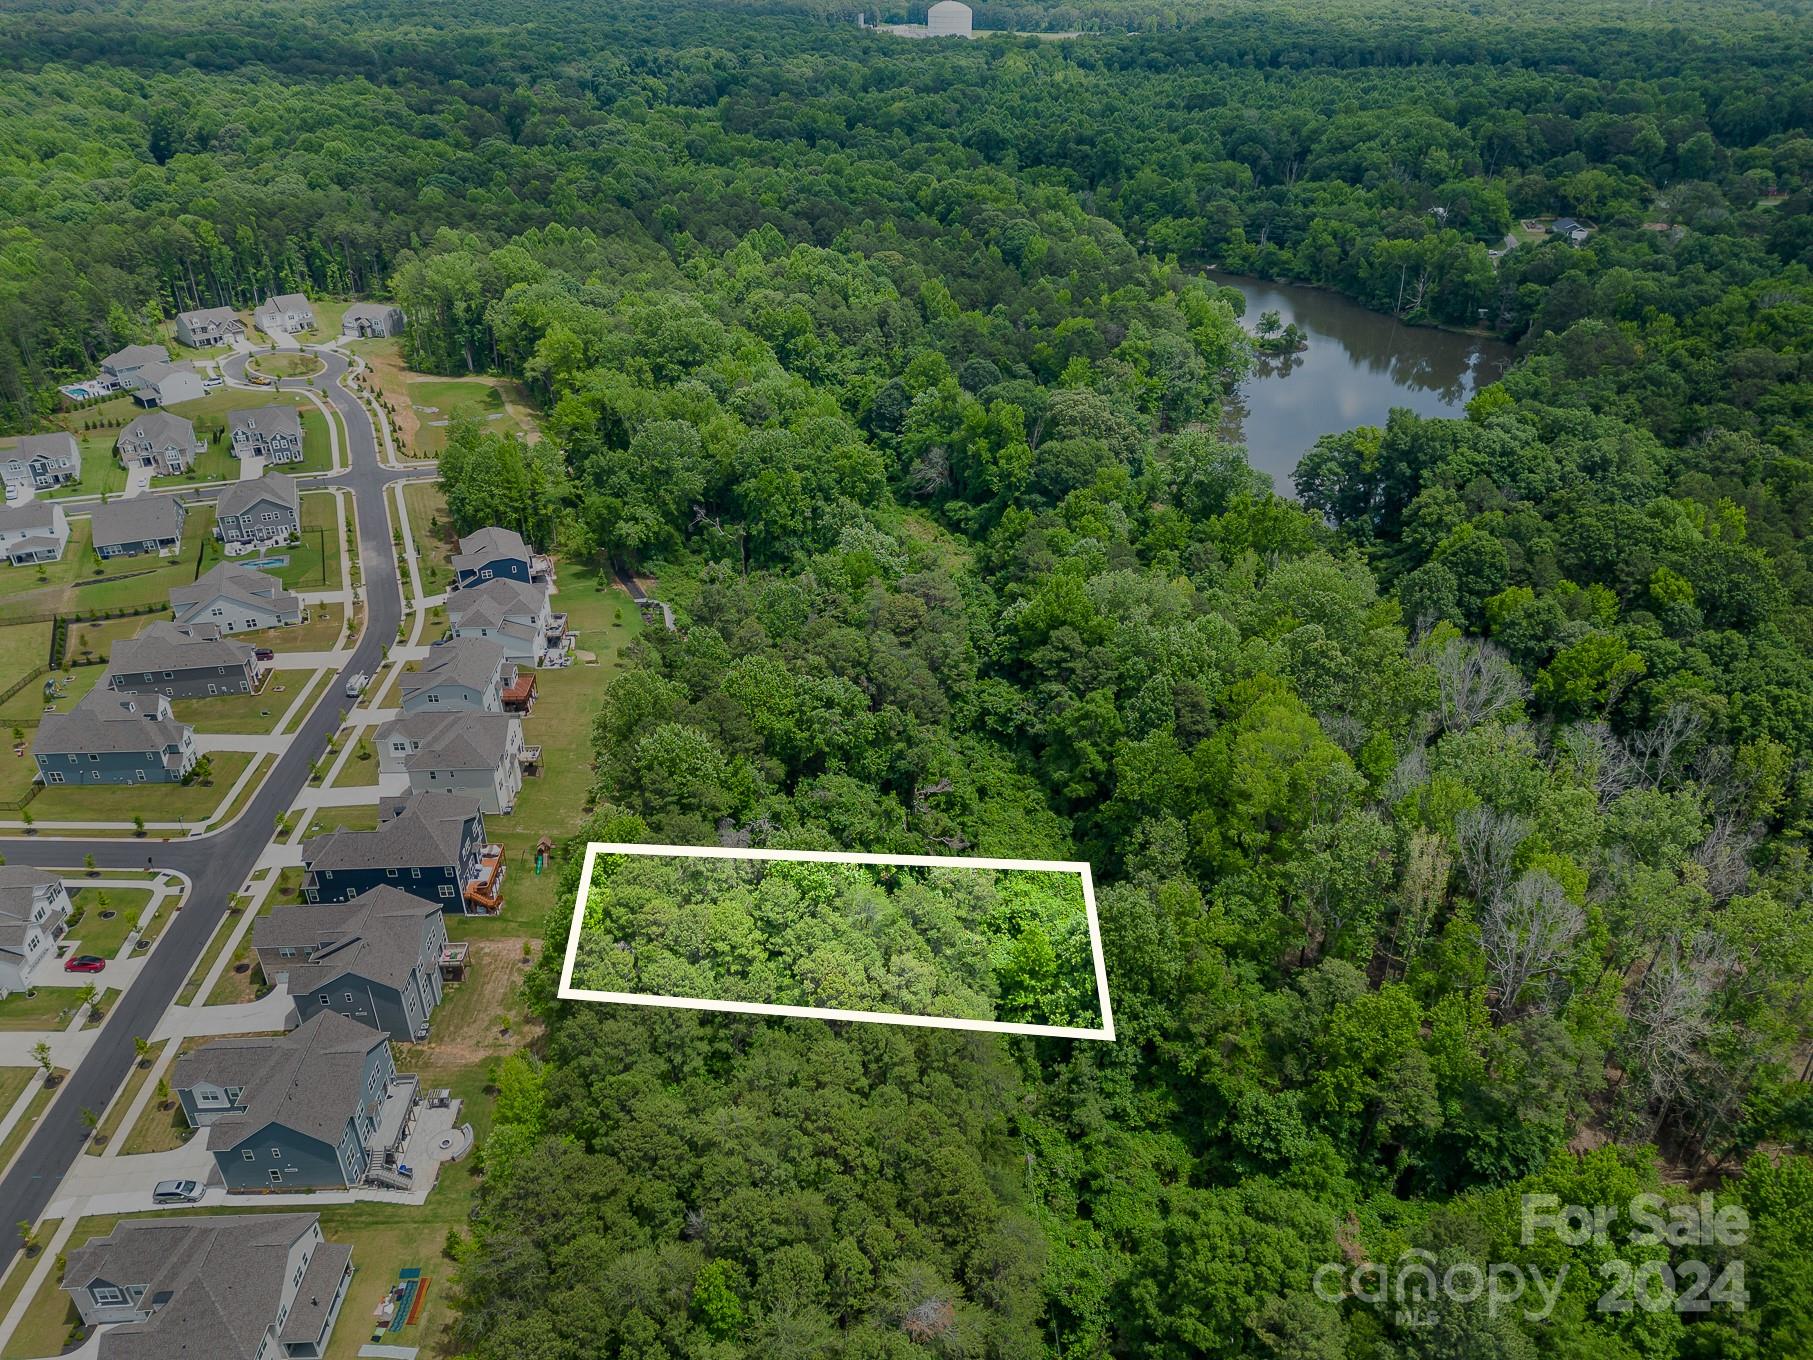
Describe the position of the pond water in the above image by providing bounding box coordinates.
[1207,272,1515,495]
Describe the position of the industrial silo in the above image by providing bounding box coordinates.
[926,0,973,36]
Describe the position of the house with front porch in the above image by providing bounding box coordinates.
[340,303,405,338]
[62,1212,353,1360]
[228,405,306,465]
[0,433,81,492]
[32,690,197,786]
[0,501,70,566]
[0,868,71,998]
[255,293,315,336]
[174,305,244,348]
[255,886,448,1042]
[117,409,203,477]
[216,472,300,546]
[302,791,504,914]
[90,495,186,558]
[106,620,265,700]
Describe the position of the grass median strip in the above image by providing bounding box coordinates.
[83,1040,166,1156]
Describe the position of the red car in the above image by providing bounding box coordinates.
[63,955,106,974]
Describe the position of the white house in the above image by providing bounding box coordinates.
[0,868,71,998]
[445,577,568,666]
[0,500,70,566]
[254,293,315,335]
[128,361,207,408]
[375,711,528,814]
[170,563,303,634]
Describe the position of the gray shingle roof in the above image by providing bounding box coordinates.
[264,292,311,311]
[119,410,195,449]
[0,868,63,957]
[227,405,302,442]
[302,792,480,875]
[255,885,440,997]
[176,305,239,329]
[341,303,399,324]
[108,620,254,676]
[170,563,299,617]
[131,360,194,390]
[64,1213,325,1360]
[101,344,170,371]
[380,711,518,772]
[4,433,79,461]
[277,1242,353,1345]
[215,471,299,521]
[190,1010,389,1152]
[33,689,190,758]
[89,495,186,549]
[0,501,61,534]
[447,577,546,625]
[398,637,506,702]
[452,525,529,573]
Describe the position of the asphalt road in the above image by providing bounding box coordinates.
[0,347,413,1252]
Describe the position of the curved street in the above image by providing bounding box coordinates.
[0,347,414,1253]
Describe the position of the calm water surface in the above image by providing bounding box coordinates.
[1208,272,1515,495]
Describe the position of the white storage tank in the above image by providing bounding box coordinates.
[926,0,973,36]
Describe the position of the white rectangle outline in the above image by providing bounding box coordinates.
[558,842,1116,1041]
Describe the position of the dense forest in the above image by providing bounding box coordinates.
[5,0,1813,1354]
[571,854,1103,1027]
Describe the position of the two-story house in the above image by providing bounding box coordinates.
[375,710,528,814]
[173,305,244,348]
[171,562,303,635]
[450,525,551,589]
[340,303,405,338]
[216,472,301,546]
[127,361,207,407]
[228,405,306,465]
[254,293,315,336]
[397,637,510,715]
[62,1213,353,1360]
[106,621,265,700]
[90,495,186,559]
[99,344,171,390]
[445,576,567,666]
[174,1010,416,1192]
[303,792,503,914]
[0,868,71,998]
[0,501,70,566]
[254,886,448,1042]
[33,690,197,786]
[117,410,203,477]
[0,433,81,493]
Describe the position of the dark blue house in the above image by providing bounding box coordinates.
[451,526,549,590]
[301,792,503,915]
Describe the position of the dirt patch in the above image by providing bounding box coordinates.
[408,938,544,1068]
[352,344,422,450]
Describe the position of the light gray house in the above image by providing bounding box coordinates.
[0,868,71,999]
[174,1010,416,1191]
[340,303,405,339]
[171,562,302,634]
[398,637,510,715]
[303,791,502,914]
[0,500,70,566]
[117,410,203,477]
[376,710,527,814]
[255,293,315,336]
[228,405,306,465]
[106,621,265,700]
[62,1213,353,1360]
[446,576,567,666]
[216,472,300,546]
[0,433,81,492]
[33,689,197,786]
[90,495,186,558]
[127,360,207,408]
[99,344,171,389]
[255,886,448,1042]
[173,305,244,348]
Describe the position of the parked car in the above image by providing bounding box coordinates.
[344,672,370,698]
[152,1179,204,1204]
[247,372,272,386]
[254,647,275,662]
[201,376,223,390]
[64,955,106,974]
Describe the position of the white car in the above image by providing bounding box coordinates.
[152,1179,203,1204]
[201,376,223,390]
[344,672,370,698]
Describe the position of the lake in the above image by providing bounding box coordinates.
[1207,272,1515,495]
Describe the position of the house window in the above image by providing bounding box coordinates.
[318,993,330,1004]
[242,1150,256,1161]
[47,772,63,784]
[385,868,398,878]
[280,947,296,958]
[91,1286,125,1307]
[410,868,421,878]
[438,884,454,898]
[345,992,354,1004]
[269,1170,283,1184]
[271,1148,282,1159]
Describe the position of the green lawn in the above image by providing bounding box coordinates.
[246,351,326,380]
[0,989,82,1032]
[42,442,129,500]
[60,612,170,668]
[0,623,50,716]
[121,1084,198,1155]
[0,1216,56,1348]
[153,388,336,485]
[302,804,381,841]
[0,666,107,736]
[27,750,253,825]
[171,669,313,733]
[330,730,379,786]
[235,602,344,652]
[406,378,526,456]
[65,887,155,958]
[0,1068,34,1132]
[84,1039,166,1155]
[0,507,222,626]
[200,753,274,833]
[400,481,456,597]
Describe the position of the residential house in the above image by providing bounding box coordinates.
[0,500,70,566]
[106,620,265,700]
[254,886,448,1042]
[303,791,504,914]
[173,305,244,348]
[32,689,197,786]
[62,1213,353,1360]
[99,344,171,389]
[127,361,207,407]
[171,562,302,634]
[0,868,71,998]
[445,576,567,666]
[0,433,81,492]
[375,710,528,814]
[90,495,186,558]
[255,293,315,336]
[117,410,203,477]
[229,405,306,465]
[340,303,404,338]
[1551,217,1591,246]
[216,472,301,546]
[173,1010,417,1191]
[397,637,510,715]
[450,524,551,589]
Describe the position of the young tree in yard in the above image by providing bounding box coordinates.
[17,1222,38,1257]
[132,813,145,837]
[31,1041,52,1085]
[133,1036,151,1068]
[155,1076,170,1110]
[80,1108,98,1141]
[83,852,95,875]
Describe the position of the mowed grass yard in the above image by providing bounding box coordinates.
[65,887,155,958]
[236,601,344,652]
[459,561,641,942]
[61,611,170,667]
[27,750,253,825]
[400,481,456,597]
[157,388,337,483]
[172,668,314,734]
[406,378,529,457]
[0,505,220,626]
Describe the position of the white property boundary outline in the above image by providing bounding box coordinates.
[558,843,1117,1041]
